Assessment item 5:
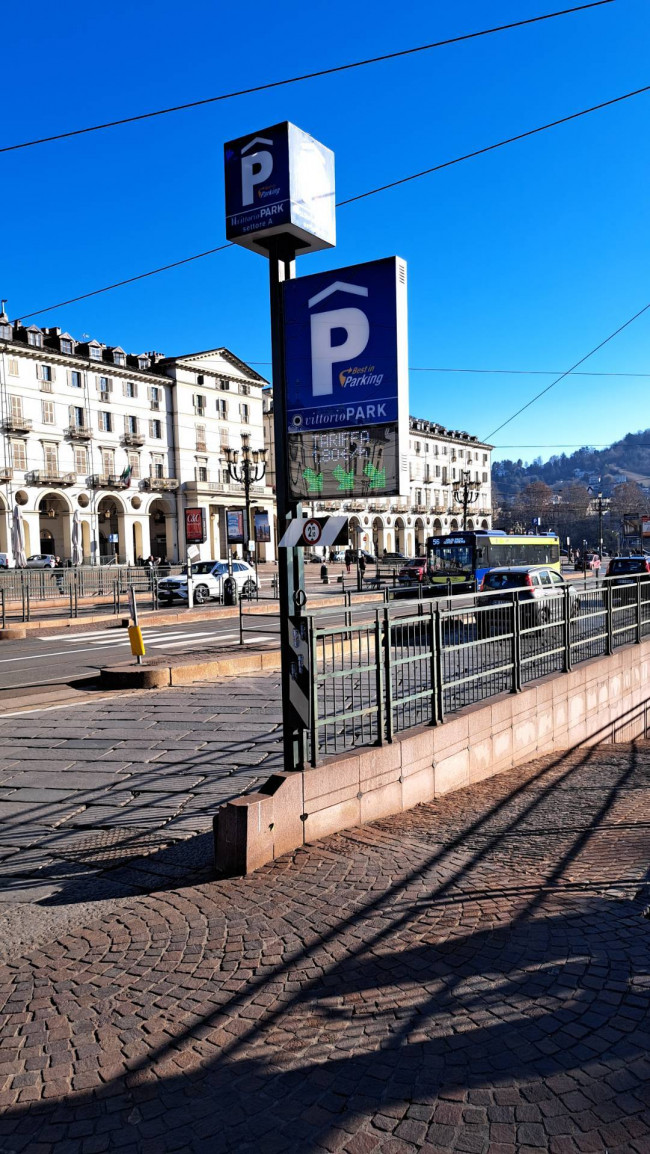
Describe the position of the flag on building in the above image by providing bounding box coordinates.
[120,464,132,488]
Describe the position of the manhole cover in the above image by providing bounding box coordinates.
[49,827,174,867]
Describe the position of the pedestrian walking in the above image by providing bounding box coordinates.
[358,554,366,581]
[344,549,352,575]
[54,557,64,594]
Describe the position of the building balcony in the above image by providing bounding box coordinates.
[68,424,92,441]
[90,473,129,490]
[182,479,269,499]
[122,432,145,447]
[0,467,13,482]
[3,416,32,434]
[142,476,179,492]
[26,470,76,487]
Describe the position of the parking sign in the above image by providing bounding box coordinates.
[283,257,409,500]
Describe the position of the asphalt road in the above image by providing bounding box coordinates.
[0,614,279,693]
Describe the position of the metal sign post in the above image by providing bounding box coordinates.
[127,584,145,665]
[224,122,335,773]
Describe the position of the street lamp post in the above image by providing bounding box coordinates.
[452,470,480,530]
[223,433,267,574]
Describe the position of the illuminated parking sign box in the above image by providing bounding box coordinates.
[224,122,335,257]
[283,256,409,501]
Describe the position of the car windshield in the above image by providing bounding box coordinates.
[483,572,529,590]
[429,544,473,574]
[610,558,647,574]
[192,562,223,575]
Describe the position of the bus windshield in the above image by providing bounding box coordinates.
[429,544,473,575]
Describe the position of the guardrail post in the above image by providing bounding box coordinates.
[636,576,642,645]
[434,604,445,722]
[429,603,439,725]
[563,584,572,672]
[511,593,522,693]
[374,610,386,746]
[239,593,244,646]
[1,589,5,629]
[69,576,74,618]
[382,607,393,742]
[605,581,613,655]
[25,579,30,622]
[309,620,319,767]
[20,571,25,622]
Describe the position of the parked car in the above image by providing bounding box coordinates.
[477,565,577,632]
[26,554,57,569]
[382,551,408,563]
[606,556,650,605]
[574,553,600,571]
[0,553,14,569]
[157,560,257,605]
[348,549,377,564]
[398,558,428,584]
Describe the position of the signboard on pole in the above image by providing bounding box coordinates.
[185,508,206,545]
[279,515,349,548]
[283,257,409,501]
[254,510,271,543]
[224,122,335,257]
[226,509,245,545]
[288,616,311,726]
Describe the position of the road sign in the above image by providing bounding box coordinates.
[279,515,349,548]
[283,257,409,500]
[224,122,335,257]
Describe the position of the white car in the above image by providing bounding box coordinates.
[157,560,257,605]
[26,554,57,569]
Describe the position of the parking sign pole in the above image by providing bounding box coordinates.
[268,237,306,772]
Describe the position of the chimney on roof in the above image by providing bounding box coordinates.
[0,300,7,322]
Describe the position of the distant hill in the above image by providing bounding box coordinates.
[492,429,650,501]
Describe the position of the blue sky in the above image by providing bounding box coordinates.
[2,0,648,462]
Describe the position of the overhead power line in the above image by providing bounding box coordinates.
[0,2,614,156]
[245,362,650,378]
[15,80,650,323]
[484,300,650,440]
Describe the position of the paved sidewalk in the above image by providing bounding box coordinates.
[0,675,282,904]
[0,739,649,1152]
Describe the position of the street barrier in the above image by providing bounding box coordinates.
[304,574,650,767]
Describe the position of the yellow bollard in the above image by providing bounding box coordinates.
[128,625,145,658]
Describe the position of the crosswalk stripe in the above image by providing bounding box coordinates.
[154,632,239,649]
[38,628,126,641]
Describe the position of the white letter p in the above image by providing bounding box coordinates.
[310,307,370,396]
[241,150,273,206]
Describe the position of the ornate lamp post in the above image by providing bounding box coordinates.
[452,470,480,530]
[223,433,267,568]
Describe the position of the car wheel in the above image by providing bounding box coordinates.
[242,579,256,597]
[194,583,210,605]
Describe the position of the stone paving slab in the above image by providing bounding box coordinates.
[0,741,649,1151]
[0,676,282,902]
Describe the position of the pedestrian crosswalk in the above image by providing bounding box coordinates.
[37,627,274,650]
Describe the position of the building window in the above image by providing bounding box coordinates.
[43,443,59,474]
[0,323,11,340]
[89,345,102,361]
[151,455,164,479]
[8,359,18,376]
[124,380,137,399]
[74,446,88,474]
[68,369,82,388]
[37,364,53,382]
[219,379,230,391]
[10,395,23,422]
[60,338,73,354]
[11,440,26,470]
[149,419,162,439]
[239,383,250,395]
[27,331,43,348]
[101,449,115,474]
[126,415,138,435]
[240,403,249,423]
[42,400,55,424]
[127,452,140,480]
[217,398,228,419]
[113,351,126,366]
[98,376,111,400]
[193,394,206,415]
[138,357,150,370]
[196,424,207,452]
[98,411,113,432]
[71,406,84,428]
[149,387,160,410]
[196,465,208,483]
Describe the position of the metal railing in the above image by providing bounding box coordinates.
[0,565,185,618]
[306,574,650,766]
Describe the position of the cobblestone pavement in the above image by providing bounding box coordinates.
[0,676,282,905]
[0,739,649,1152]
